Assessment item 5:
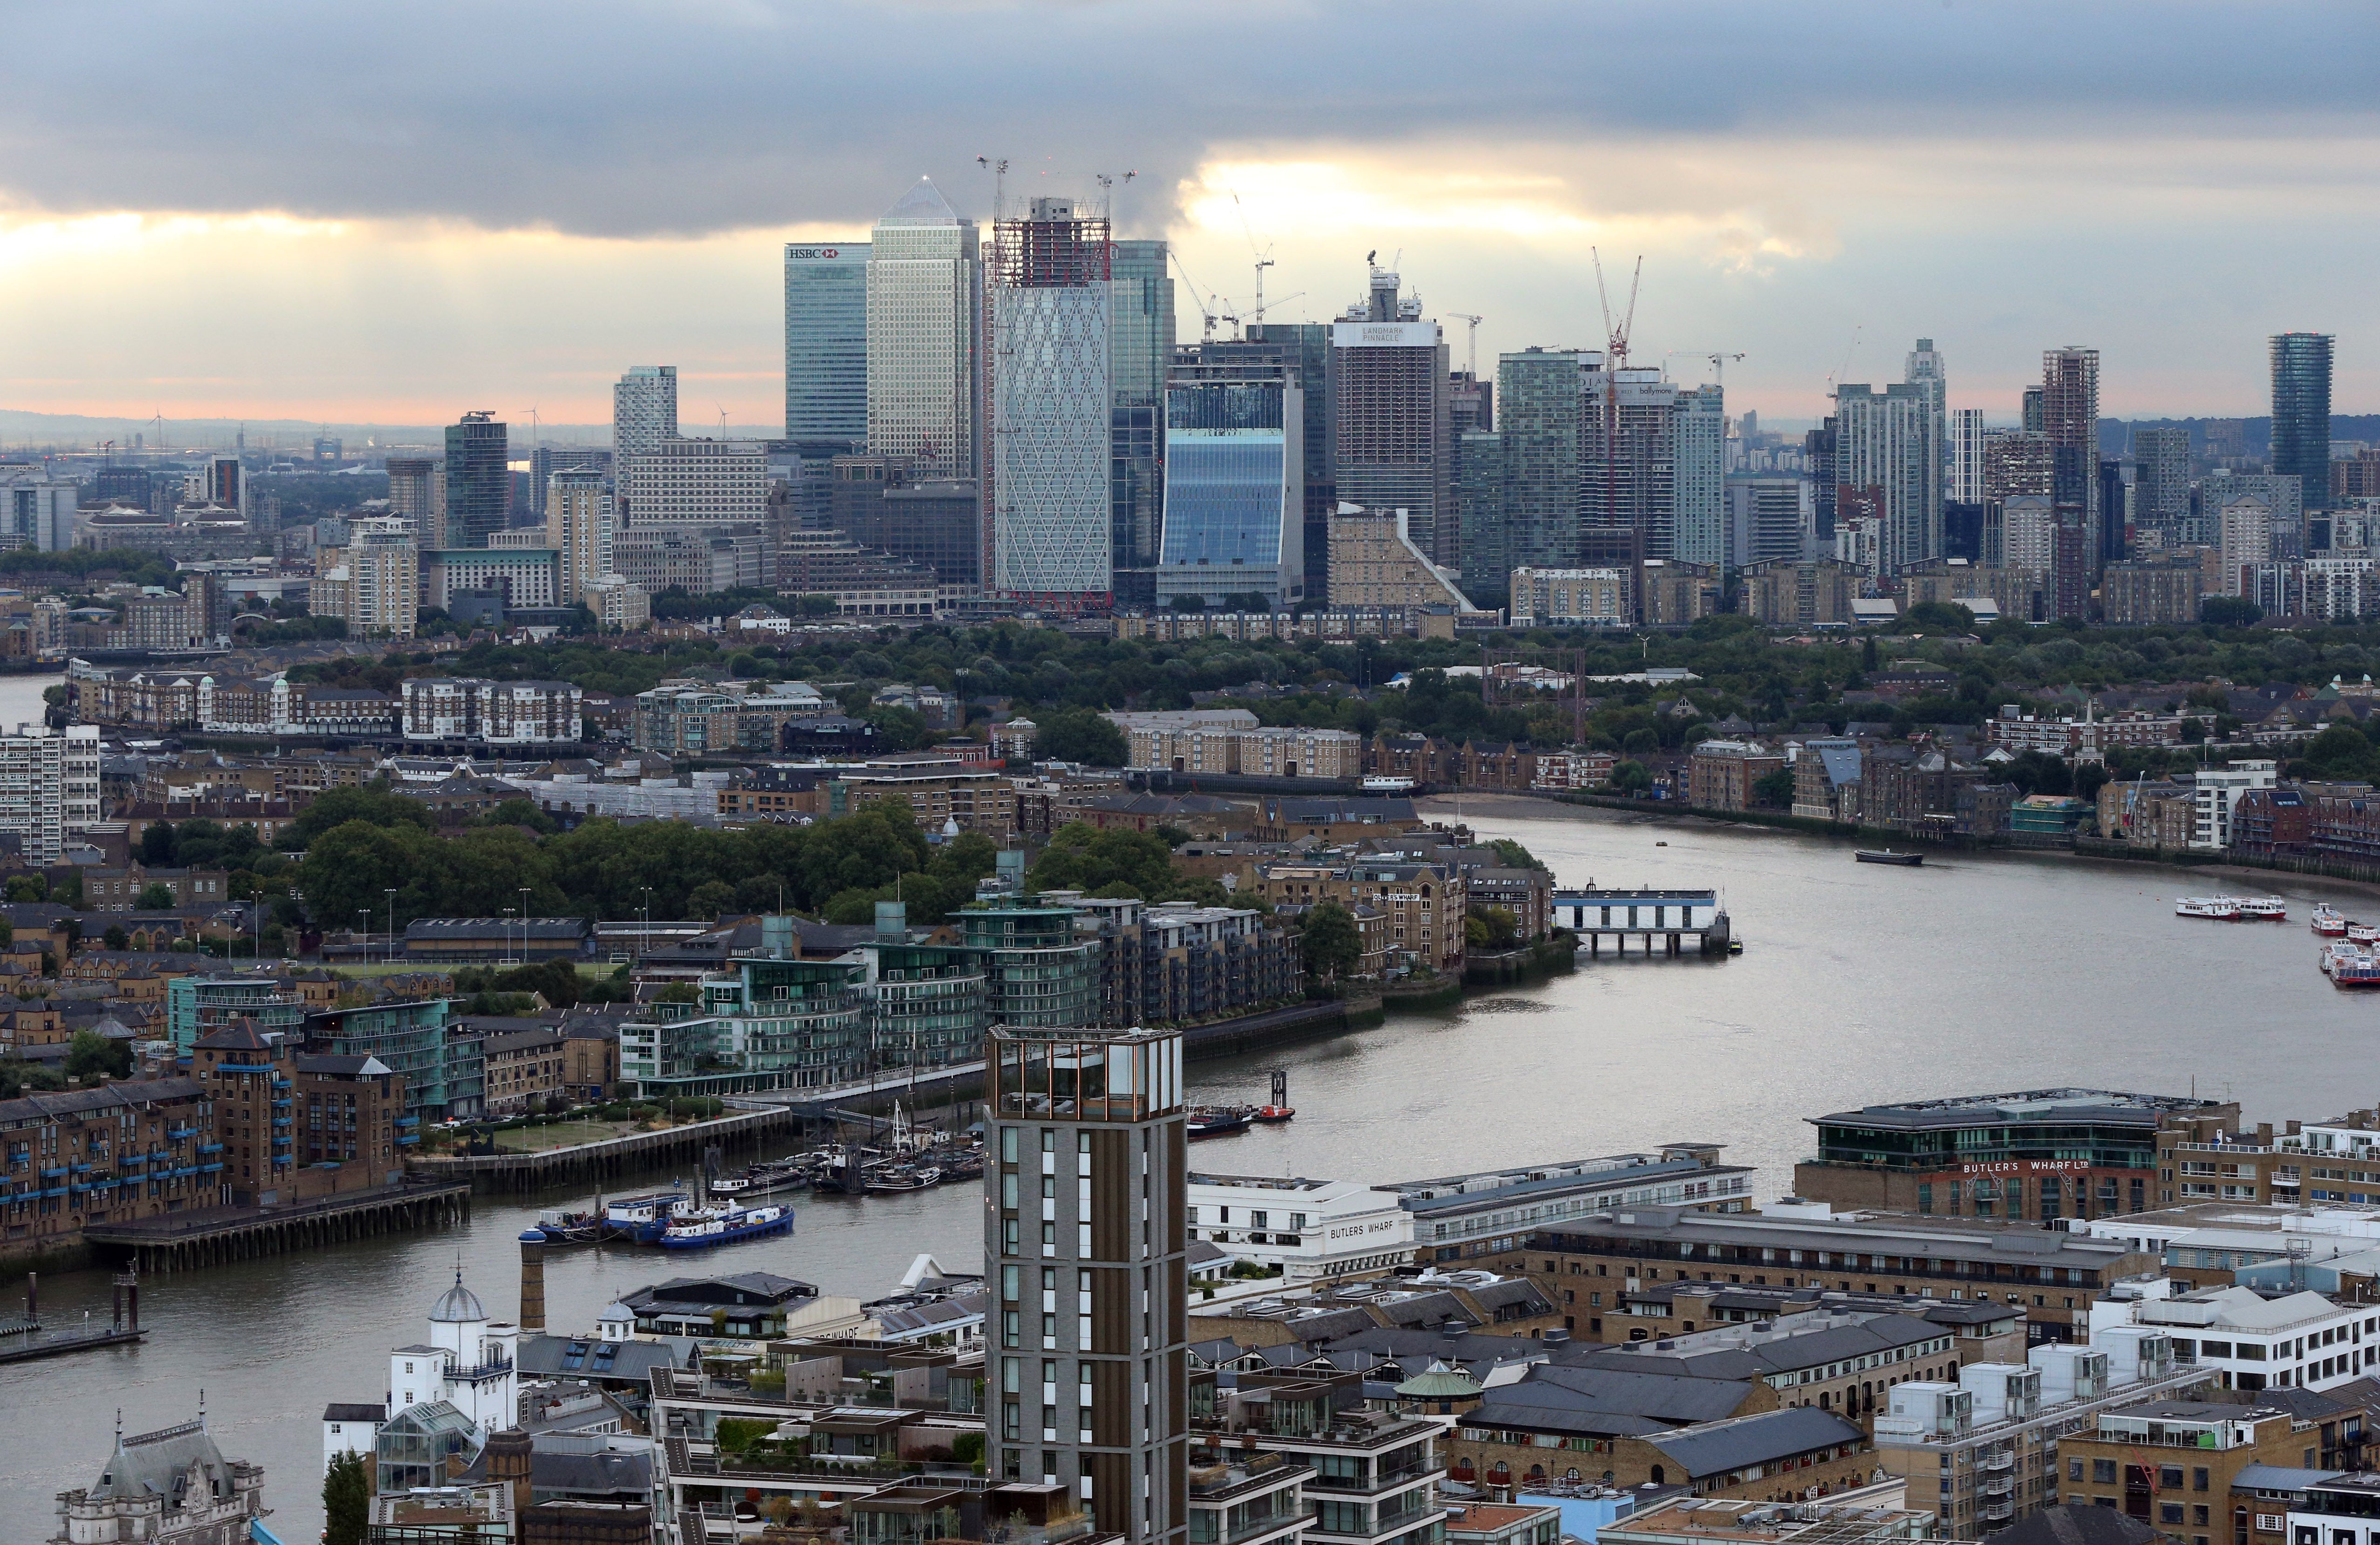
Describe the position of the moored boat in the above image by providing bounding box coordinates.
[1251,1105,1295,1124]
[2235,896,2288,920]
[2314,904,2348,936]
[1855,849,1924,866]
[1187,1105,1251,1141]
[2176,897,2242,920]
[536,1208,604,1244]
[865,1166,942,1194]
[604,1189,697,1243]
[657,1202,795,1249]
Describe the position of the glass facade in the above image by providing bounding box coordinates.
[1241,324,1335,600]
[784,241,871,442]
[441,413,508,549]
[1110,239,1175,575]
[991,206,1111,602]
[2272,332,2334,511]
[868,183,975,475]
[1815,1119,2157,1171]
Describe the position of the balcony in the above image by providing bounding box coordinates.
[1981,1504,2014,1524]
[451,1356,514,1382]
[1982,1451,2016,1473]
[198,1144,223,1155]
[1979,1477,2014,1499]
[40,1167,65,1179]
[168,1127,200,1139]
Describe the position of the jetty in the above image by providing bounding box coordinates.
[0,1268,147,1364]
[1554,886,1731,958]
[84,1180,471,1273]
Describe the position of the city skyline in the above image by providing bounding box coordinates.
[0,1,2373,427]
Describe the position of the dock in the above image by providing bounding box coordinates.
[0,1267,147,1363]
[83,1181,471,1273]
[1554,886,1732,958]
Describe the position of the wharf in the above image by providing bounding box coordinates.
[406,1105,801,1195]
[0,1325,144,1364]
[83,1180,470,1273]
[1553,886,1732,958]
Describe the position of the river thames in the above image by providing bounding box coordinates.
[5,790,2374,1540]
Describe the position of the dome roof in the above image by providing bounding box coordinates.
[429,1273,487,1323]
[1393,1359,1483,1398]
[600,1301,635,1322]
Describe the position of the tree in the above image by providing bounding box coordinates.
[476,799,557,835]
[1029,824,1173,897]
[795,594,838,617]
[2201,596,2263,628]
[1752,767,1799,809]
[286,783,435,849]
[1300,901,1363,983]
[1034,708,1128,767]
[65,1030,131,1083]
[1898,600,1977,632]
[4,874,46,902]
[137,883,176,911]
[1487,839,1550,873]
[139,821,176,866]
[102,924,129,951]
[1609,759,1654,794]
[324,1450,371,1545]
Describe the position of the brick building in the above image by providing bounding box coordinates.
[480,1027,567,1115]
[191,1022,403,1204]
[0,1078,216,1261]
[1243,858,1467,973]
[1689,742,1786,811]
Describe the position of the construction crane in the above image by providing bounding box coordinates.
[1592,249,1642,371]
[1590,250,1644,564]
[1170,250,1231,343]
[1666,351,1745,390]
[1231,190,1278,322]
[974,156,1009,220]
[1447,314,1484,381]
[1095,170,1137,220]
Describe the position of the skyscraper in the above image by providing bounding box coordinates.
[529,445,608,520]
[612,366,678,478]
[2272,332,2334,512]
[1832,380,1940,573]
[1495,348,1588,579]
[1109,239,1174,588]
[545,468,615,595]
[1947,407,1988,506]
[1580,361,1677,575]
[441,412,509,549]
[2041,346,2101,568]
[784,238,870,442]
[867,180,977,476]
[1331,264,1452,567]
[1670,384,1726,567]
[1155,346,1302,609]
[1241,323,1334,602]
[1453,429,1506,601]
[386,457,443,545]
[985,1024,1187,1545]
[2133,426,2191,533]
[989,197,1112,607]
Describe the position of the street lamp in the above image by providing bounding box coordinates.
[502,908,517,968]
[639,886,654,964]
[518,887,531,968]
[356,910,368,964]
[385,889,398,968]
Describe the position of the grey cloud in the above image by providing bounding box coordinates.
[0,0,2372,238]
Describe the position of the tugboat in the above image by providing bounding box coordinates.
[657,1201,795,1249]
[1250,1070,1296,1124]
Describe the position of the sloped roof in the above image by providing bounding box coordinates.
[89,1416,237,1506]
[1642,1405,1866,1477]
[880,177,961,226]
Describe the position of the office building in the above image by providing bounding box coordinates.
[314,516,420,640]
[441,412,509,548]
[545,468,614,593]
[867,179,977,476]
[2,473,77,552]
[2200,472,2305,553]
[1834,377,1941,574]
[420,547,562,612]
[204,454,245,519]
[2041,347,2100,567]
[1496,349,1587,579]
[1156,346,1304,610]
[785,237,870,442]
[612,365,678,477]
[825,457,984,590]
[615,525,768,595]
[527,444,606,519]
[1219,324,1335,600]
[2272,332,2334,511]
[1332,263,1453,567]
[989,197,1112,608]
[617,438,768,527]
[985,1023,1188,1545]
[2135,426,2191,533]
[1670,384,1726,566]
[1111,238,1175,582]
[1947,407,1987,506]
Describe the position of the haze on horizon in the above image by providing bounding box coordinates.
[1,0,2373,433]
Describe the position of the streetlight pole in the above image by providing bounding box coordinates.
[502,908,516,968]
[385,889,398,968]
[356,910,368,965]
[519,887,531,969]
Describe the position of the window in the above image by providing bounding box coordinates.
[2093,1460,2118,1485]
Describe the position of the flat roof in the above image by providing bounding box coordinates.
[1382,1151,1739,1214]
[1811,1088,2226,1131]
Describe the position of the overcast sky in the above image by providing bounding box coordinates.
[2,0,2373,433]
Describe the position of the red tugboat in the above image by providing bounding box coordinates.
[1251,1069,1296,1124]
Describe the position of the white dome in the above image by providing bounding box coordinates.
[429,1274,487,1324]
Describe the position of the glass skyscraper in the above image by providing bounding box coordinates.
[867,181,976,475]
[2272,332,2334,511]
[441,411,509,548]
[990,199,1110,605]
[1238,323,1332,600]
[1670,383,1726,566]
[1495,348,1587,582]
[1109,239,1174,581]
[1156,350,1302,609]
[784,240,870,443]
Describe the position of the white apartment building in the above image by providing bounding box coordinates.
[2001,495,2056,577]
[2092,1279,2378,1393]
[1187,1173,1415,1280]
[546,467,615,591]
[612,364,678,475]
[1947,407,1988,506]
[1,473,79,551]
[617,438,767,527]
[401,678,583,745]
[1670,384,1726,567]
[315,516,419,639]
[2191,759,2277,850]
[868,179,978,477]
[2219,494,2277,596]
[420,547,561,611]
[0,723,99,865]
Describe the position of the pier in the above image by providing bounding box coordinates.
[84,1181,472,1274]
[406,1106,804,1195]
[1554,886,1732,958]
[0,1268,147,1364]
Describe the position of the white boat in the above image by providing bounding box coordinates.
[2176,897,2242,920]
[2314,904,2348,937]
[2235,896,2288,920]
[2350,923,2380,945]
[707,1175,752,1195]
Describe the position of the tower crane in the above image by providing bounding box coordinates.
[1447,314,1484,381]
[1170,250,1229,343]
[1231,190,1277,321]
[1665,351,1744,390]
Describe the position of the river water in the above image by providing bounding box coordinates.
[6,792,2372,1541]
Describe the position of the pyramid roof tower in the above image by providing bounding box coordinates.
[879,177,962,227]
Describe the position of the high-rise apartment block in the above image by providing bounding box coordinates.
[1110,240,1175,595]
[1581,360,1678,573]
[441,412,509,548]
[1495,348,1587,581]
[2041,346,2101,563]
[385,457,443,544]
[1833,377,1941,573]
[612,366,679,477]
[1331,265,1452,568]
[1947,407,1987,506]
[1155,346,1303,610]
[990,197,1113,608]
[2133,426,2191,534]
[784,239,871,443]
[527,445,607,519]
[617,439,768,527]
[2,473,78,551]
[1670,383,1726,567]
[985,1024,1188,1545]
[314,517,420,640]
[867,181,977,477]
[2271,332,2334,511]
[545,468,615,594]
[0,723,99,865]
[1452,428,1506,601]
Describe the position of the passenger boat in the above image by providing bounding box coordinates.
[2329,944,2380,990]
[1187,1106,1251,1141]
[1855,849,1924,867]
[604,1189,698,1243]
[1251,1105,1296,1124]
[2176,897,2242,920]
[2235,896,2289,921]
[2348,923,2380,945]
[2314,905,2349,937]
[657,1202,795,1249]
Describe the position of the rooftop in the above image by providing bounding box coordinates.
[1811,1088,2226,1131]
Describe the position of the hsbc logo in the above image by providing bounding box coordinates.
[787,247,846,260]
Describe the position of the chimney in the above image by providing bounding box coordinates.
[484,1428,534,1522]
[517,1230,547,1333]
